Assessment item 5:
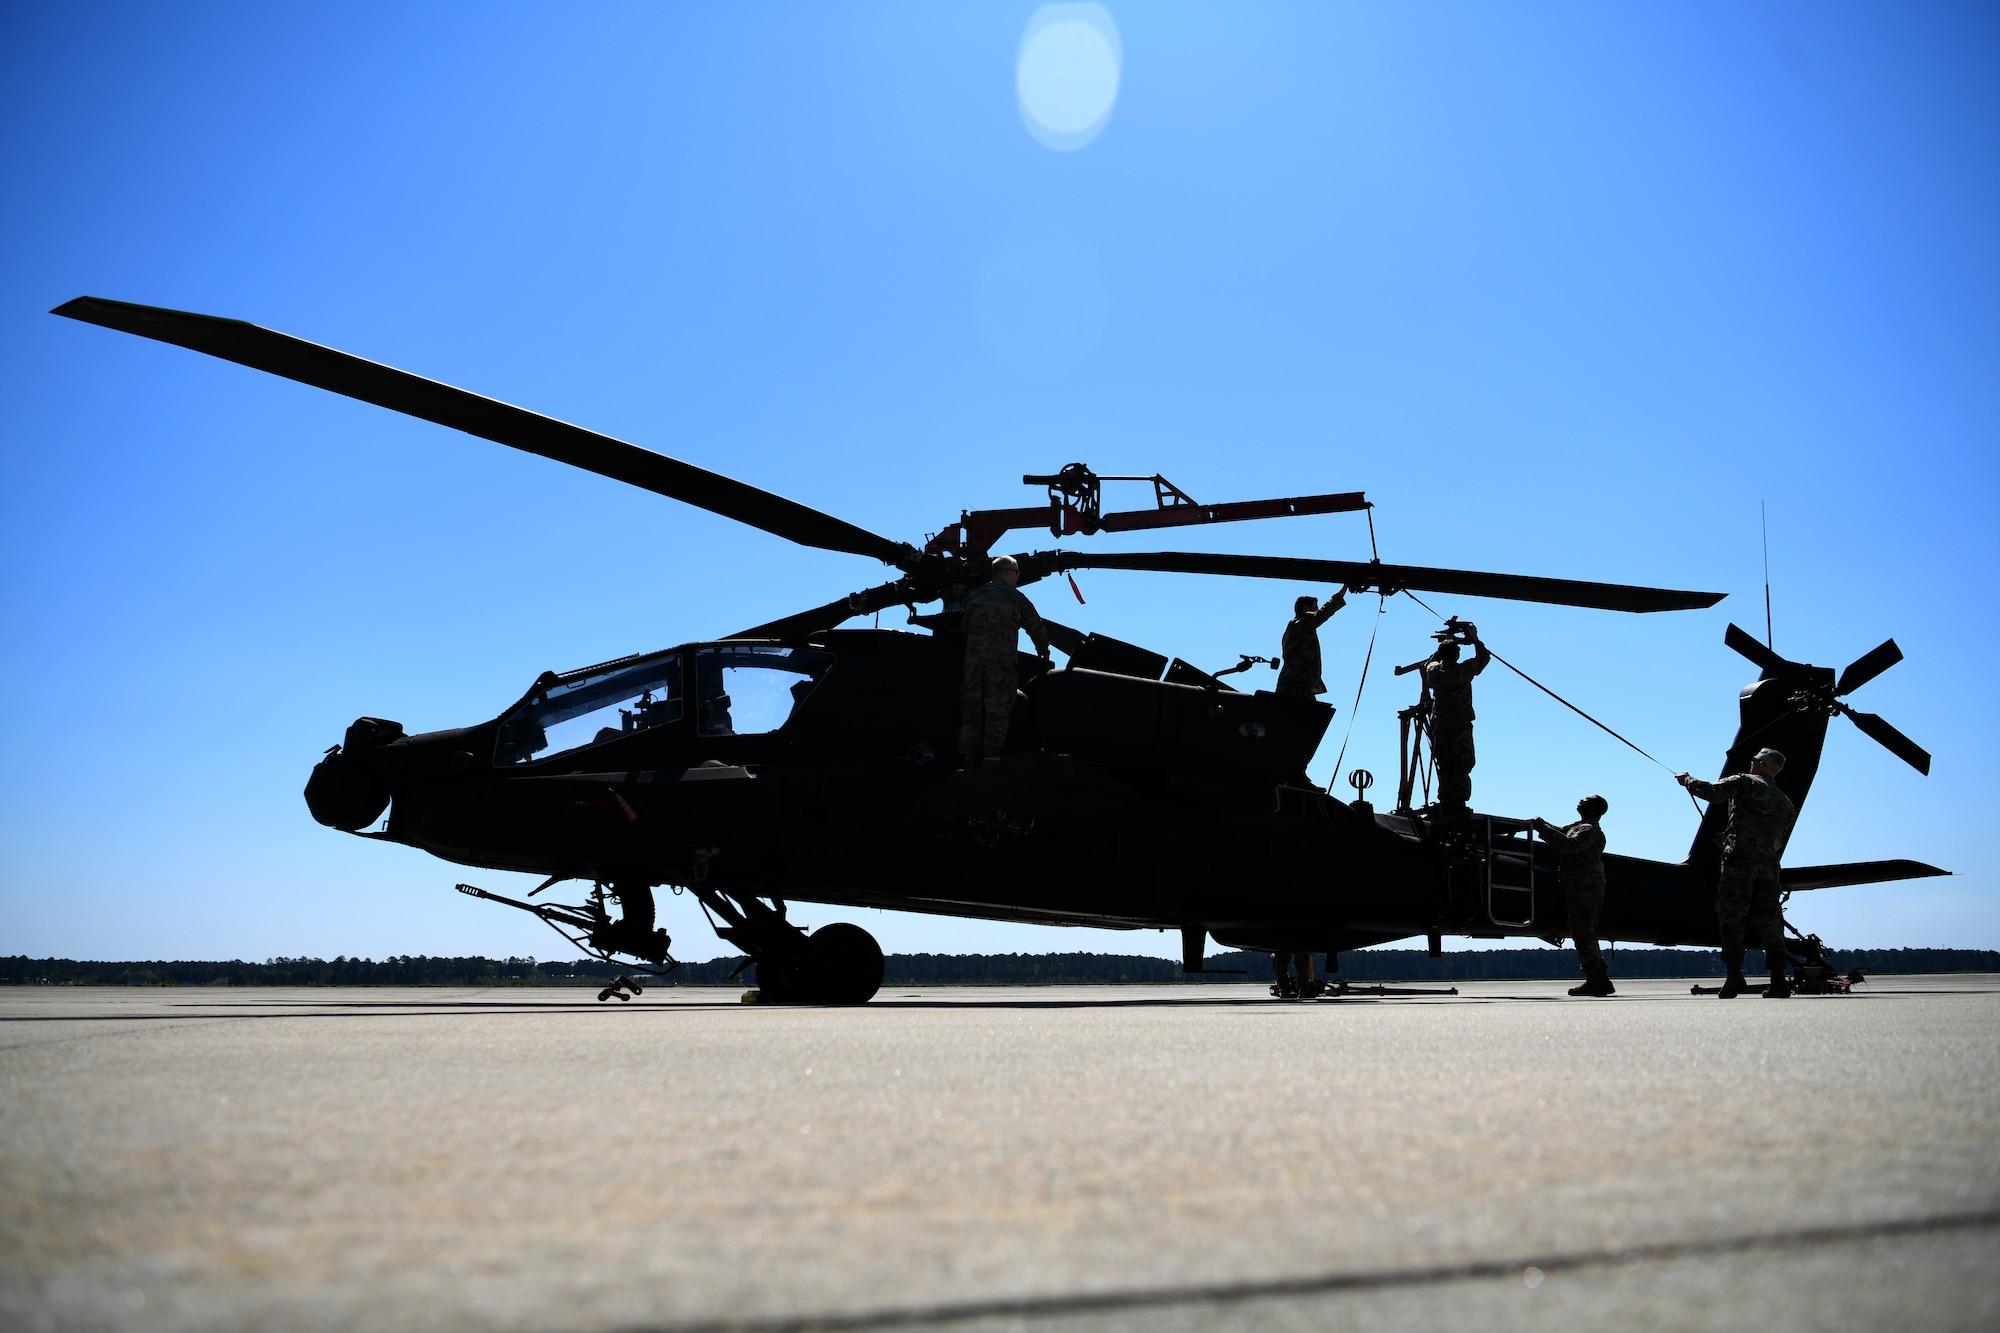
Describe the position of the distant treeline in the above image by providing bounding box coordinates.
[4,948,1996,988]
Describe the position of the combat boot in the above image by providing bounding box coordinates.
[1568,966,1614,997]
[1716,970,1748,999]
[1762,973,1792,999]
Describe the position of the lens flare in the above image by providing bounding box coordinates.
[1016,4,1122,151]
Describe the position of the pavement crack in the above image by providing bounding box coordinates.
[622,1208,2000,1333]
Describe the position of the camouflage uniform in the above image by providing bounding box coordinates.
[959,578,1049,763]
[1684,772,1796,977]
[1424,643,1490,808]
[1537,817,1607,971]
[1274,595,1343,700]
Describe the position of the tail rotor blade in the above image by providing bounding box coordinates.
[1839,704,1932,776]
[1835,638,1904,696]
[1723,622,1788,674]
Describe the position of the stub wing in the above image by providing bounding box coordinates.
[1780,860,1951,891]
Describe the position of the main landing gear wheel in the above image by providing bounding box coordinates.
[803,923,884,1004]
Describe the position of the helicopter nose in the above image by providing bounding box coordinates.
[303,717,405,830]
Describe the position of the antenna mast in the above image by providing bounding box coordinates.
[1761,501,1774,650]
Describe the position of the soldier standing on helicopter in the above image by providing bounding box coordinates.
[1678,748,1797,999]
[1423,621,1490,812]
[1274,587,1348,701]
[960,554,1051,769]
[1532,795,1613,996]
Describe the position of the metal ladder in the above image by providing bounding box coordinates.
[1482,816,1536,928]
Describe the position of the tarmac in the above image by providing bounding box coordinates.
[1,975,1996,1332]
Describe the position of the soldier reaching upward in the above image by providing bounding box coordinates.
[1273,588,1347,701]
[1678,748,1798,999]
[1533,795,1612,997]
[959,555,1051,769]
[1423,623,1490,812]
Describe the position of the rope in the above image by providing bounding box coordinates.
[1328,592,1386,788]
[1399,590,1706,818]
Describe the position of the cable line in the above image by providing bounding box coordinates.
[1398,590,1706,817]
[1328,592,1386,788]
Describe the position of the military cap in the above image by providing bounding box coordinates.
[1753,747,1787,772]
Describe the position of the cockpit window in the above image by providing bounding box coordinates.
[695,646,833,737]
[495,653,684,766]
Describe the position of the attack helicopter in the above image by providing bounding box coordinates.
[55,296,1946,1003]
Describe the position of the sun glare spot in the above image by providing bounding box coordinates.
[1017,4,1122,151]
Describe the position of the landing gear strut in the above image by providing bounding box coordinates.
[596,882,672,964]
[693,889,885,1004]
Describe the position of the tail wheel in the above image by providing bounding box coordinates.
[804,923,884,1004]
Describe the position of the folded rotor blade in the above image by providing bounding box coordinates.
[1838,704,1932,776]
[731,578,916,640]
[1037,551,1724,613]
[1835,637,1904,697]
[1723,622,1789,674]
[55,297,912,566]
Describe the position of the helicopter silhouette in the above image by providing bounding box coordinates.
[55,296,1944,1002]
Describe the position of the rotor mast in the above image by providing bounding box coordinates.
[923,462,1371,559]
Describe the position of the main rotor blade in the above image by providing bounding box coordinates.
[1838,704,1932,776]
[1038,552,1724,613]
[1723,622,1789,674]
[55,297,912,566]
[731,578,917,640]
[1835,638,1903,697]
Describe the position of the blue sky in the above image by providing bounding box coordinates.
[2,2,1994,963]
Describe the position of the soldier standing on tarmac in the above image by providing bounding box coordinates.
[1677,748,1798,998]
[959,555,1051,769]
[1532,795,1613,996]
[1423,621,1491,812]
[1269,951,1319,999]
[1274,588,1348,701]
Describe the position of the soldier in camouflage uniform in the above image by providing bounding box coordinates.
[959,555,1051,768]
[1532,795,1612,996]
[1273,588,1347,700]
[1423,625,1490,812]
[1678,747,1798,999]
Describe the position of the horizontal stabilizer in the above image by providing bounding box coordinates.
[1780,859,1950,891]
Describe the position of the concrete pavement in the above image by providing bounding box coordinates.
[2,976,1995,1330]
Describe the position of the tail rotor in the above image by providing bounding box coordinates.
[1723,624,1931,776]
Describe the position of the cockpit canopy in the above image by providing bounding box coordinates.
[494,644,833,766]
